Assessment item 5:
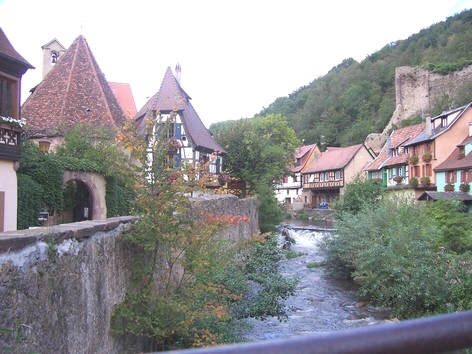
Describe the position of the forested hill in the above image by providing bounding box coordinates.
[219,9,472,149]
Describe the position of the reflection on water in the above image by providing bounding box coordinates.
[241,223,391,342]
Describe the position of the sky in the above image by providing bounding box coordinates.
[1,0,472,127]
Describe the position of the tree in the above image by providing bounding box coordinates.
[213,114,299,232]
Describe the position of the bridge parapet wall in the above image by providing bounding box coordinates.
[0,195,258,353]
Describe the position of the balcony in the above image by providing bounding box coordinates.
[0,125,21,161]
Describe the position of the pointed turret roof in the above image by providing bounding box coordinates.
[22,35,126,136]
[134,66,225,154]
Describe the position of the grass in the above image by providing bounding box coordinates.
[286,251,305,259]
[306,261,325,269]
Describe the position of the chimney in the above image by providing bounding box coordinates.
[175,63,181,85]
[425,116,432,136]
[469,122,472,137]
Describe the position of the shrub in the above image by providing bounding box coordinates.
[321,198,448,318]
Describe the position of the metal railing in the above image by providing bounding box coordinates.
[162,310,472,354]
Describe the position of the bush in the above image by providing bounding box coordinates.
[321,198,448,318]
[333,176,385,215]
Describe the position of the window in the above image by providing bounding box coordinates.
[335,170,342,180]
[0,77,14,117]
[463,170,472,183]
[446,171,457,183]
[325,172,330,181]
[51,52,58,65]
[425,164,432,176]
[441,117,447,128]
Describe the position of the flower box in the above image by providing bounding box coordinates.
[444,183,455,192]
[422,151,432,162]
[409,155,419,165]
[459,183,470,193]
[393,176,403,184]
[420,176,431,186]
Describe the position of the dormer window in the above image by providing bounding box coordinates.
[441,117,447,128]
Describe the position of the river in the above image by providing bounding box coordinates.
[241,221,392,342]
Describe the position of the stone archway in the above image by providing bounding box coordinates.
[63,171,107,220]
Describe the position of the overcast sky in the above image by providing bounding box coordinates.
[2,0,472,127]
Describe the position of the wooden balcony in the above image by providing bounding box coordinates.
[0,125,21,161]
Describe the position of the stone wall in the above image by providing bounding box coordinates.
[0,195,258,354]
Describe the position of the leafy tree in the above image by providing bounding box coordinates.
[213,114,299,232]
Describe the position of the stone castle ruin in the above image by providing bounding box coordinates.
[365,65,472,152]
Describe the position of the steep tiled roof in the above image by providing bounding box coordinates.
[405,103,472,146]
[108,82,137,119]
[290,144,317,173]
[0,27,34,74]
[434,136,472,171]
[21,35,126,136]
[303,144,364,173]
[134,66,225,154]
[364,123,424,171]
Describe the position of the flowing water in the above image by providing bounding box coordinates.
[241,221,392,342]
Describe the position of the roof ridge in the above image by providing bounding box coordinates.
[83,37,116,126]
[59,36,80,124]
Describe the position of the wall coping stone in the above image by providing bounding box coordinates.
[0,216,138,253]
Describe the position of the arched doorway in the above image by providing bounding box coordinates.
[64,180,93,222]
[62,171,107,221]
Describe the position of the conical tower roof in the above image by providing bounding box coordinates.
[22,35,126,136]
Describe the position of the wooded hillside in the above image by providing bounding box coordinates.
[212,9,472,149]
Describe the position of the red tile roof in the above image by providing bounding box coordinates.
[21,35,126,136]
[434,138,472,171]
[303,144,364,173]
[134,66,225,154]
[108,82,137,119]
[290,144,317,173]
[364,123,424,171]
[0,27,34,75]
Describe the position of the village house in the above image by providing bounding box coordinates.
[364,123,425,199]
[0,27,34,231]
[275,143,320,207]
[403,103,472,193]
[420,132,472,212]
[301,144,375,208]
[133,65,225,175]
